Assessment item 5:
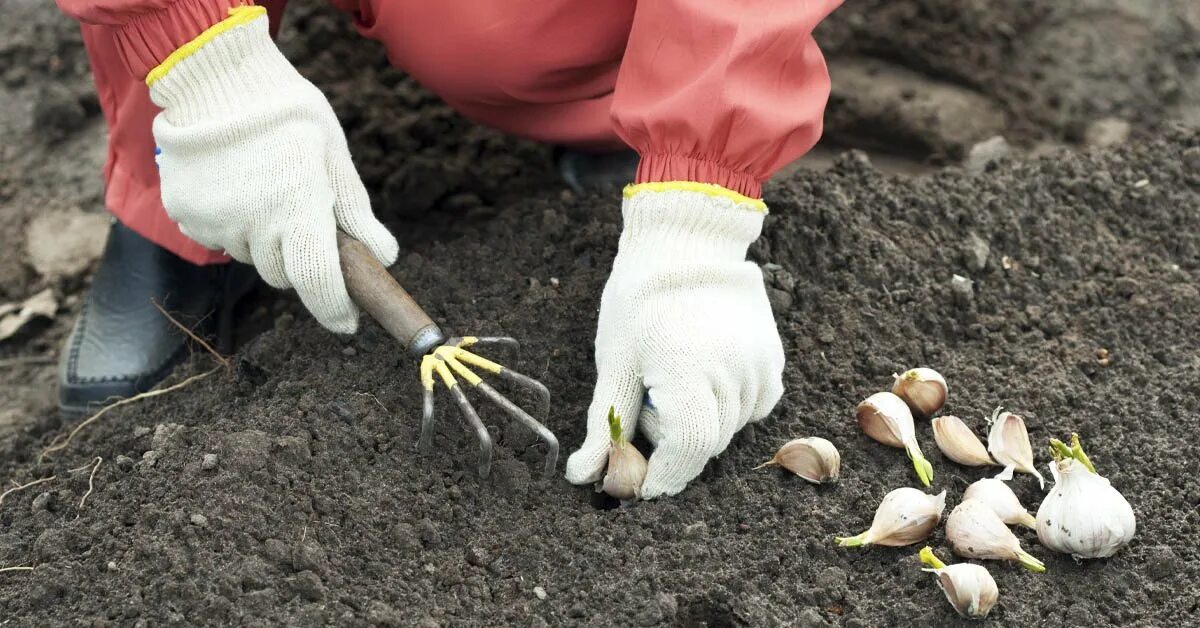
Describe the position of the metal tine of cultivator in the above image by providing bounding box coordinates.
[454,336,521,355]
[419,387,436,451]
[419,342,557,479]
[421,354,494,478]
[493,369,551,421]
[438,346,558,479]
[472,381,559,479]
[450,337,551,421]
[448,384,494,479]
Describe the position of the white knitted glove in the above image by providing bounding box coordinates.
[149,9,397,333]
[565,186,785,498]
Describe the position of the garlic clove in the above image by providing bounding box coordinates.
[856,392,912,448]
[946,498,1045,572]
[986,407,1045,489]
[755,437,840,484]
[931,415,994,467]
[836,488,946,548]
[963,478,1036,529]
[857,392,935,486]
[892,368,948,419]
[918,547,999,619]
[1036,435,1135,559]
[600,406,647,501]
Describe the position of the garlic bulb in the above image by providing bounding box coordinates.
[600,406,646,501]
[1036,435,1135,559]
[892,368,947,419]
[836,488,946,547]
[856,392,934,486]
[946,498,1045,572]
[986,407,1044,488]
[918,546,999,619]
[963,478,1036,529]
[755,437,840,484]
[931,415,994,467]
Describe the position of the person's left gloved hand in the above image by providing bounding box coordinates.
[564,184,785,498]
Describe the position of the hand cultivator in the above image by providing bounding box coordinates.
[337,233,558,479]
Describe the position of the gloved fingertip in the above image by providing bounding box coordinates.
[345,221,399,267]
[638,416,723,500]
[370,231,400,267]
[315,308,359,335]
[564,444,607,485]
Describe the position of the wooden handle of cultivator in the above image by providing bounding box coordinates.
[336,232,446,357]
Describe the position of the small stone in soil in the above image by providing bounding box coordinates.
[682,522,708,539]
[189,514,208,527]
[964,233,990,272]
[950,274,974,306]
[533,586,547,600]
[106,561,117,571]
[31,492,54,513]
[1083,117,1131,149]
[766,288,794,313]
[151,423,185,450]
[465,545,494,567]
[201,453,218,470]
[965,135,1011,173]
[114,455,135,471]
[132,426,152,438]
[140,450,159,469]
[417,518,440,546]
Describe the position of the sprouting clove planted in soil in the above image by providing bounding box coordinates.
[599,406,647,501]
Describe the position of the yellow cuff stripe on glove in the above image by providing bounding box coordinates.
[145,5,268,86]
[622,181,767,213]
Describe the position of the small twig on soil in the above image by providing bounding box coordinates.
[0,566,35,574]
[151,299,230,369]
[353,392,390,414]
[67,459,97,474]
[0,476,56,508]
[77,457,103,513]
[39,366,221,462]
[0,355,56,368]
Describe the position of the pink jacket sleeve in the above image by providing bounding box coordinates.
[612,0,843,199]
[56,0,252,78]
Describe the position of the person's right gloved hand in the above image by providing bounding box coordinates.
[148,6,397,334]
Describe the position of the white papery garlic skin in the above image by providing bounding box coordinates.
[932,415,994,467]
[892,368,948,419]
[918,547,999,619]
[986,408,1045,489]
[964,478,1036,529]
[836,488,946,548]
[1036,457,1135,559]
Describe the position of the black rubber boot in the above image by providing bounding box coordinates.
[555,147,639,193]
[57,221,259,417]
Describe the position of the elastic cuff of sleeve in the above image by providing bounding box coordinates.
[146,5,266,86]
[116,0,252,80]
[635,153,763,199]
[623,182,767,213]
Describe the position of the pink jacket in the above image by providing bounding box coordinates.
[58,0,840,199]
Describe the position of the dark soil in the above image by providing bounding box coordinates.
[2,1,1200,627]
